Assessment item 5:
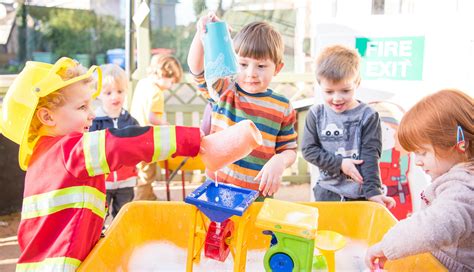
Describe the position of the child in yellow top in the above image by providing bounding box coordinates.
[0,58,200,270]
[365,89,474,271]
[130,54,183,126]
[130,54,183,200]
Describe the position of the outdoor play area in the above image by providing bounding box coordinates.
[1,1,474,272]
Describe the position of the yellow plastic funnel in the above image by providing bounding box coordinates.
[314,230,346,272]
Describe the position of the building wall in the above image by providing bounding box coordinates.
[6,26,18,55]
[308,0,474,204]
[0,3,18,58]
[27,0,92,10]
[312,0,474,17]
[91,0,126,24]
[28,0,126,24]
[91,0,178,29]
[150,2,177,28]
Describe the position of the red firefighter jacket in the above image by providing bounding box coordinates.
[16,125,200,271]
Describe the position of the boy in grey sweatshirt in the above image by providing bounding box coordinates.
[302,45,395,207]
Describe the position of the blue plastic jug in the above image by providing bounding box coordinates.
[203,21,238,84]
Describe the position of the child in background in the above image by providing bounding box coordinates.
[187,13,297,197]
[301,45,395,207]
[130,54,183,200]
[90,64,139,219]
[1,58,201,270]
[366,89,474,272]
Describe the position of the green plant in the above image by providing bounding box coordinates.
[151,25,194,70]
[42,9,96,56]
[94,15,125,54]
[25,6,124,58]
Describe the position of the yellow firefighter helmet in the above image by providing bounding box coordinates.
[0,57,102,170]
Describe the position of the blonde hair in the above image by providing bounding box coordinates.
[147,54,183,83]
[315,45,361,84]
[398,89,473,165]
[233,21,284,66]
[29,63,94,142]
[100,63,128,93]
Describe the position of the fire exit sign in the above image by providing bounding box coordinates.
[356,36,425,80]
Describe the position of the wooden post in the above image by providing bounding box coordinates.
[132,0,151,81]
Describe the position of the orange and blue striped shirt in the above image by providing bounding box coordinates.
[194,72,297,190]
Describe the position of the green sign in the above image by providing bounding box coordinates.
[356,36,425,80]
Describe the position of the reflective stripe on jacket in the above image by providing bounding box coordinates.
[17,125,200,271]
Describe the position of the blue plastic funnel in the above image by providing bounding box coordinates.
[185,180,259,222]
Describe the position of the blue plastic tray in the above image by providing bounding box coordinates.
[185,180,259,222]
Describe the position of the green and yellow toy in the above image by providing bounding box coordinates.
[255,199,319,272]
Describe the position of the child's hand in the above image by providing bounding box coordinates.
[368,195,396,209]
[365,243,387,270]
[341,158,364,183]
[255,156,285,196]
[197,12,220,35]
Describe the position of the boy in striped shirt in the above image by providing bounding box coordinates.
[188,13,297,197]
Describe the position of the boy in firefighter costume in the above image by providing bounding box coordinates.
[0,58,201,271]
